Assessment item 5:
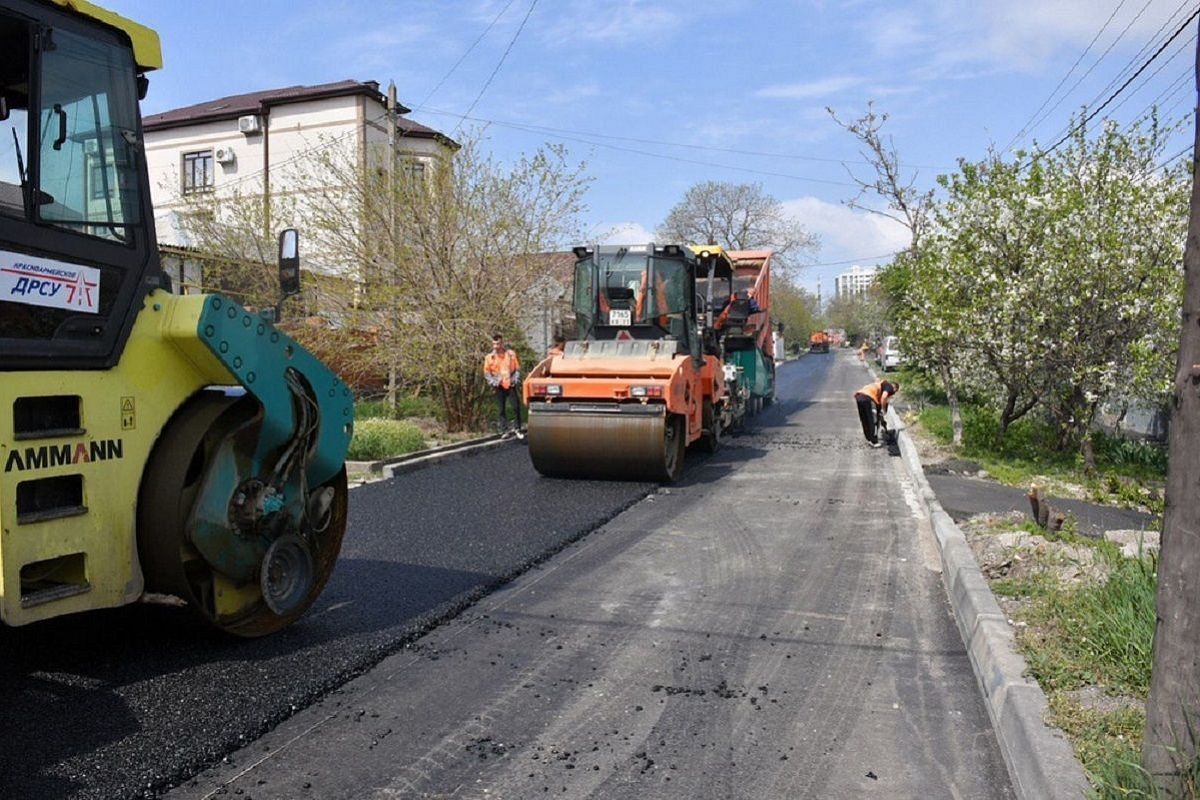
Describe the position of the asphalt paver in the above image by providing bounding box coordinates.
[0,443,654,799]
[169,352,1014,800]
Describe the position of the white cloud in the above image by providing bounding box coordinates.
[866,0,1190,76]
[542,1,681,44]
[756,76,863,100]
[781,196,911,257]
[591,221,654,243]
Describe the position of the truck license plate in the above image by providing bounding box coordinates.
[609,309,631,326]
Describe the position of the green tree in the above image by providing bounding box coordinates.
[770,274,822,353]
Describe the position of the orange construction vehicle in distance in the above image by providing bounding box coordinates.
[809,330,831,353]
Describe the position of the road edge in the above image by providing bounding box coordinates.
[346,434,512,481]
[885,402,1089,799]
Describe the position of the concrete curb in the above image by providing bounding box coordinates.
[887,404,1089,799]
[346,434,512,481]
[382,435,513,479]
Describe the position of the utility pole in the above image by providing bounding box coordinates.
[1143,18,1200,793]
[386,81,400,411]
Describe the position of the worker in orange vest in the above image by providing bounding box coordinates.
[854,379,899,448]
[484,334,524,439]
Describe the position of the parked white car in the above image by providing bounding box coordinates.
[877,336,904,371]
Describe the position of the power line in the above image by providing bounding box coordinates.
[420,107,862,187]
[453,0,539,135]
[1039,0,1196,147]
[803,252,900,268]
[1043,4,1200,154]
[1107,31,1197,118]
[1005,0,1131,152]
[1073,0,1195,117]
[418,0,519,108]
[413,104,952,170]
[1153,143,1193,171]
[1021,0,1159,147]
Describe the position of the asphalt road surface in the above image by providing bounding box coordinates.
[162,351,1015,800]
[0,432,656,798]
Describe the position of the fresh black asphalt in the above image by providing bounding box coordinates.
[0,442,655,799]
[925,472,1155,537]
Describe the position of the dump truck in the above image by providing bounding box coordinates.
[523,244,730,482]
[0,0,353,635]
[809,330,831,353]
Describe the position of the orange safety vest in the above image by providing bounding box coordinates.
[855,380,891,406]
[484,349,521,390]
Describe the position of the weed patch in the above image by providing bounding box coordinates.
[347,419,426,461]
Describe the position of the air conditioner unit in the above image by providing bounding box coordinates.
[214,147,236,165]
[237,115,262,135]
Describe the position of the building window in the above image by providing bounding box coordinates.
[402,160,427,184]
[182,150,214,194]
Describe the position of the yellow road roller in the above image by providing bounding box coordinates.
[0,1,352,635]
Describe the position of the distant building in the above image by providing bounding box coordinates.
[517,251,577,356]
[834,265,878,299]
[142,79,457,287]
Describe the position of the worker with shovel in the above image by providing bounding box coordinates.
[853,379,899,448]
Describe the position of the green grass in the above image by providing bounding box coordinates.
[356,395,442,421]
[990,533,1164,796]
[1007,549,1156,698]
[1048,694,1150,798]
[346,418,426,461]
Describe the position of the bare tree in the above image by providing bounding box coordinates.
[297,133,591,431]
[828,103,933,247]
[829,103,965,445]
[656,181,817,269]
[167,131,590,431]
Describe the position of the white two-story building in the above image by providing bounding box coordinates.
[142,79,457,290]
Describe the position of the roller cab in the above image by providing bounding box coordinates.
[0,1,353,635]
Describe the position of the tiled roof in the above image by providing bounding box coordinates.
[143,80,400,131]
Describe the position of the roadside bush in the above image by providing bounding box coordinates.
[347,419,425,461]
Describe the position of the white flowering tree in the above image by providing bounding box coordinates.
[1034,118,1187,456]
[875,114,1187,458]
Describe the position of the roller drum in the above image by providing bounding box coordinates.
[527,404,683,482]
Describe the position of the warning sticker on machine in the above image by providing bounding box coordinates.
[0,249,100,314]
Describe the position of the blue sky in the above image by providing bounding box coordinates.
[104,0,1197,297]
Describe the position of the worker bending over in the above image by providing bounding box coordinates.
[853,379,899,448]
[484,334,524,439]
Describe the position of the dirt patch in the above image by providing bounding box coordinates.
[922,458,986,477]
[1063,685,1143,717]
[962,512,1109,586]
